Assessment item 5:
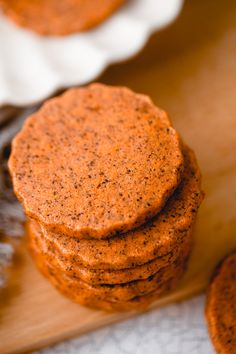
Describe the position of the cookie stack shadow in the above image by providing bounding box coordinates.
[9,84,204,311]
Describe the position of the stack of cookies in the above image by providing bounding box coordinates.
[9,84,203,311]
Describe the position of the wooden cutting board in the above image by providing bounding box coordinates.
[1,0,236,353]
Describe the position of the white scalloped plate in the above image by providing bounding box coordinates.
[0,0,183,106]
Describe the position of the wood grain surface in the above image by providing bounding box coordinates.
[1,0,236,353]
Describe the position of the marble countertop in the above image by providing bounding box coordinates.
[36,295,215,354]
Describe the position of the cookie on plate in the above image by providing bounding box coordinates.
[0,0,125,36]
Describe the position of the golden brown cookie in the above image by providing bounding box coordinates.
[28,218,193,285]
[30,236,189,302]
[65,278,181,312]
[206,252,236,354]
[9,84,184,239]
[27,145,202,269]
[31,243,187,309]
[0,0,125,36]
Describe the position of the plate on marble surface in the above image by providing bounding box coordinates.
[0,0,183,106]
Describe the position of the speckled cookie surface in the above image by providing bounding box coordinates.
[29,236,189,302]
[206,252,236,354]
[33,247,185,312]
[28,220,193,284]
[61,275,182,312]
[9,84,184,239]
[28,145,202,269]
[0,0,125,36]
[31,242,187,308]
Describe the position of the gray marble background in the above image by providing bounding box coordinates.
[36,295,215,354]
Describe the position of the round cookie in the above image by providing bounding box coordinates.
[29,237,189,302]
[0,0,125,36]
[30,245,188,302]
[206,252,236,354]
[33,249,183,312]
[28,218,193,285]
[29,145,202,269]
[9,84,184,239]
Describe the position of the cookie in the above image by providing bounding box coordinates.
[31,242,188,304]
[67,279,181,312]
[27,144,202,269]
[0,0,125,36]
[206,252,236,354]
[33,248,183,311]
[9,84,184,239]
[28,218,193,284]
[29,236,189,302]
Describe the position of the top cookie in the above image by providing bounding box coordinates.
[0,0,125,36]
[9,84,184,239]
[206,252,236,354]
[30,145,203,270]
[33,144,203,269]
